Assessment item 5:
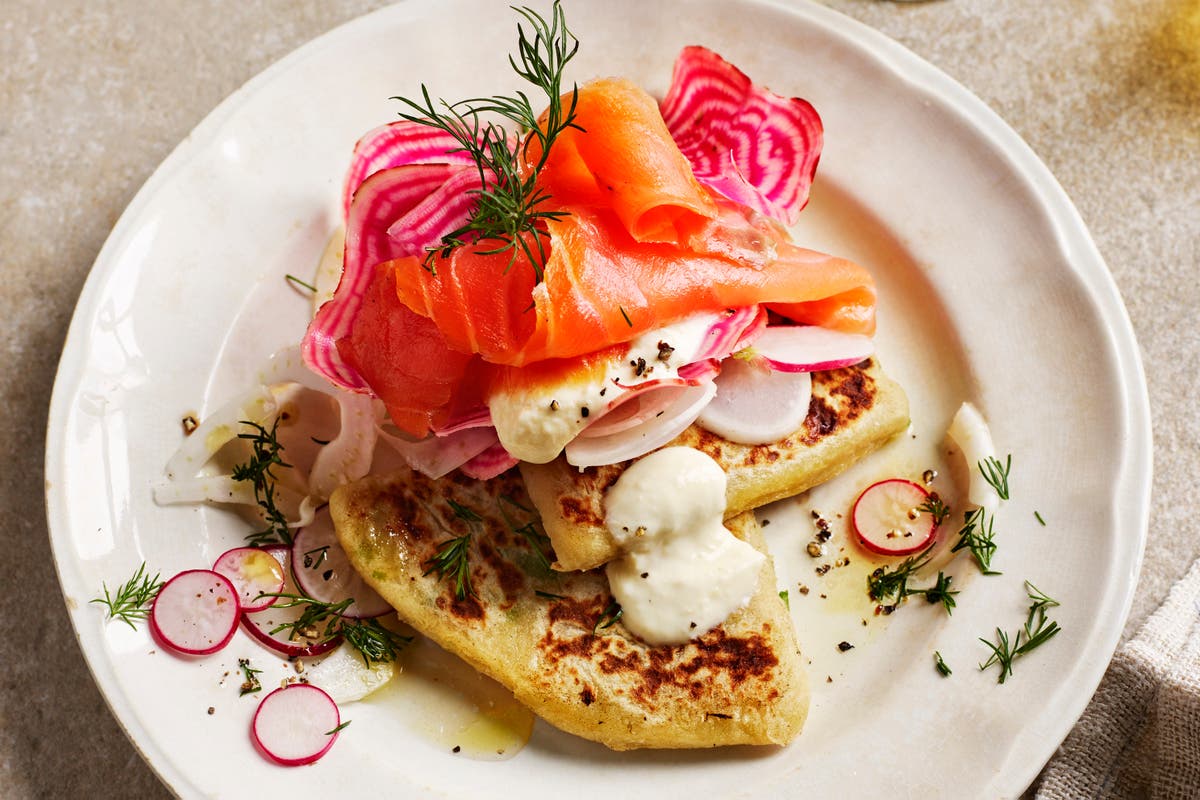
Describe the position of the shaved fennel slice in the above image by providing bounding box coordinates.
[164,385,276,480]
[257,345,341,394]
[947,402,999,511]
[303,641,396,704]
[308,391,378,501]
[153,476,259,506]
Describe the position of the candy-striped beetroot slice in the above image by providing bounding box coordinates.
[660,45,823,226]
[212,547,286,612]
[340,121,475,219]
[302,164,477,392]
[150,570,240,656]
[252,684,342,766]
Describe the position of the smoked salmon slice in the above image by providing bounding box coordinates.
[306,52,874,438]
[384,78,873,367]
[525,77,718,245]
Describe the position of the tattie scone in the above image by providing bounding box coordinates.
[330,468,807,750]
[521,358,910,572]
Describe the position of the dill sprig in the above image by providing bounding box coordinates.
[920,571,960,615]
[341,618,414,665]
[593,600,623,634]
[950,453,1013,574]
[230,419,293,546]
[302,545,329,570]
[980,454,1012,500]
[238,658,263,696]
[285,273,316,293]
[262,592,412,665]
[868,551,959,616]
[90,562,164,629]
[420,498,486,599]
[951,507,1000,575]
[498,493,552,571]
[394,2,581,279]
[423,534,475,599]
[978,581,1062,683]
[447,498,483,522]
[918,495,951,527]
[867,546,936,607]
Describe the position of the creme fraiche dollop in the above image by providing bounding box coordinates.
[603,446,764,645]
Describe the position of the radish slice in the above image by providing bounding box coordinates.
[292,507,391,619]
[252,684,342,766]
[749,325,873,373]
[149,570,240,656]
[579,383,696,439]
[565,381,717,468]
[242,546,342,658]
[852,479,940,556]
[660,45,823,226]
[696,359,812,444]
[212,547,286,612]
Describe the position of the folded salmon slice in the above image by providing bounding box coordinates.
[331,75,874,435]
[387,201,873,367]
[525,77,718,245]
[385,78,874,367]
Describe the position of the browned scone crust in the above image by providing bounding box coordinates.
[330,469,807,750]
[521,357,910,571]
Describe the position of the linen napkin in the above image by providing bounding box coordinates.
[1035,557,1200,799]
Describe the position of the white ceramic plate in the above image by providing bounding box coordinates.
[46,0,1151,797]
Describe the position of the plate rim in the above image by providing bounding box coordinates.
[44,0,1153,796]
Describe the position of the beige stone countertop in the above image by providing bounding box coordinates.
[2,1,1196,796]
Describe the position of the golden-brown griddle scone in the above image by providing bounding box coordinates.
[521,358,909,572]
[330,469,807,750]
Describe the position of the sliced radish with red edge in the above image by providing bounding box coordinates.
[212,547,286,612]
[292,507,392,619]
[252,684,342,766]
[696,358,812,444]
[565,381,716,468]
[751,326,873,373]
[852,479,940,556]
[149,569,240,656]
[242,545,341,658]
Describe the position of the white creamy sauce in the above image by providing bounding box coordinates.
[488,313,719,463]
[602,447,765,645]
